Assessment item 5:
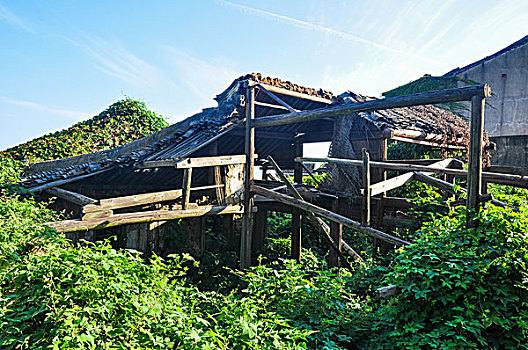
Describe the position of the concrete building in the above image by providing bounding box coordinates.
[445,35,528,172]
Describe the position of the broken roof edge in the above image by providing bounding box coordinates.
[26,104,239,174]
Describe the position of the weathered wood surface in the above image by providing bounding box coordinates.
[266,156,361,266]
[467,95,486,226]
[46,205,244,233]
[249,81,333,105]
[369,172,414,197]
[241,87,255,269]
[182,168,193,210]
[296,157,528,187]
[365,158,454,197]
[362,148,371,225]
[82,185,222,213]
[46,187,96,206]
[176,155,249,169]
[413,171,516,210]
[256,83,298,112]
[251,185,410,247]
[254,84,491,128]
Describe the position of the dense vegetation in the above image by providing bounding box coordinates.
[1,111,528,348]
[1,98,168,163]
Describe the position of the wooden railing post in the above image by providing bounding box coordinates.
[240,86,255,269]
[291,141,303,262]
[466,92,487,227]
[182,168,192,210]
[362,148,371,226]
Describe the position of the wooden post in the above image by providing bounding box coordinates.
[466,94,486,227]
[329,198,343,270]
[182,168,192,210]
[291,142,303,262]
[262,164,268,180]
[294,142,303,184]
[222,215,235,250]
[253,207,268,251]
[240,86,255,269]
[362,148,371,226]
[291,210,302,262]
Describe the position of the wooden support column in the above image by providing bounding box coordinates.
[329,198,343,270]
[240,86,255,269]
[291,210,302,262]
[222,215,235,250]
[466,94,486,227]
[253,207,268,252]
[291,141,303,262]
[261,164,269,180]
[182,168,192,210]
[362,148,371,226]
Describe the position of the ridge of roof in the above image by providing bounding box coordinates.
[215,73,334,103]
[445,34,528,76]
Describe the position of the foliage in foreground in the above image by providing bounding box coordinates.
[374,206,528,349]
[1,98,168,163]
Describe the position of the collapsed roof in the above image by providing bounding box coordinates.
[22,73,470,196]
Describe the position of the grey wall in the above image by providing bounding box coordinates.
[490,135,528,173]
[455,43,528,138]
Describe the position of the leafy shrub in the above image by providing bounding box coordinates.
[241,259,374,349]
[1,99,168,162]
[0,239,311,349]
[372,206,528,349]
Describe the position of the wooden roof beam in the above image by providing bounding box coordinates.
[253,84,491,129]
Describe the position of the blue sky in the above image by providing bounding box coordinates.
[1,0,527,150]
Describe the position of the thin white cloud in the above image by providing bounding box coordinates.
[164,47,239,101]
[217,0,449,67]
[64,35,163,88]
[1,96,89,120]
[0,3,34,33]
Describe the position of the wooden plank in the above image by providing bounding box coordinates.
[256,83,298,112]
[362,148,371,225]
[82,210,113,221]
[251,184,410,247]
[176,155,248,169]
[254,101,296,112]
[369,172,415,197]
[82,185,221,213]
[46,187,96,206]
[252,81,333,105]
[467,95,485,227]
[413,171,516,211]
[46,205,244,233]
[214,166,225,204]
[240,87,255,269]
[296,157,528,187]
[182,168,192,210]
[253,84,491,128]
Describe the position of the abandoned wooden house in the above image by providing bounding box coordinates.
[23,73,515,268]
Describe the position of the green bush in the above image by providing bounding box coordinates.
[373,206,528,349]
[1,99,168,163]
